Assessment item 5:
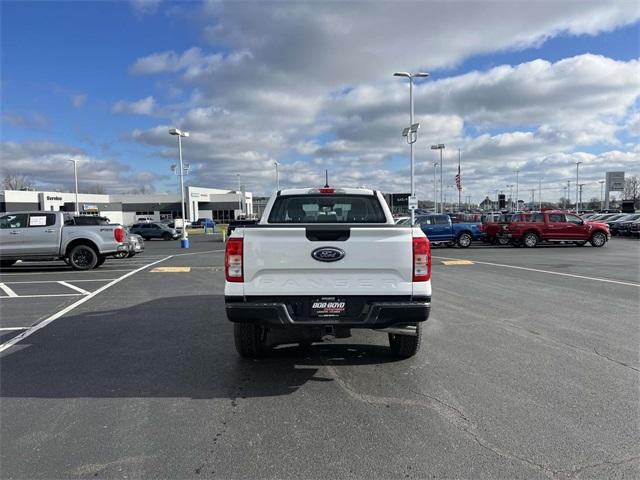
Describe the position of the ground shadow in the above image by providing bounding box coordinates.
[0,295,399,400]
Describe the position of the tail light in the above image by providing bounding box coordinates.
[412,236,431,282]
[114,226,125,243]
[319,187,335,194]
[225,238,244,282]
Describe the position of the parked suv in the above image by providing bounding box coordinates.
[130,222,179,240]
[503,211,610,247]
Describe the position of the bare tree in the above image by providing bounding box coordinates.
[623,175,639,207]
[3,174,35,191]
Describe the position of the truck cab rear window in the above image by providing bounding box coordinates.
[268,195,386,223]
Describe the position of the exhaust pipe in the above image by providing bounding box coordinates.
[379,325,418,336]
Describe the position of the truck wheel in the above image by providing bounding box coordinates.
[457,233,472,248]
[589,231,606,247]
[523,232,539,248]
[0,260,17,269]
[95,255,107,268]
[68,244,98,270]
[234,323,265,358]
[388,324,421,359]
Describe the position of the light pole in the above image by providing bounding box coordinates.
[274,161,280,191]
[237,173,242,217]
[169,128,190,248]
[515,169,520,212]
[431,144,445,213]
[394,71,429,224]
[432,161,438,212]
[66,158,79,214]
[599,180,605,211]
[575,161,582,213]
[567,180,571,210]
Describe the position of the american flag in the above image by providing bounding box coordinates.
[455,164,462,191]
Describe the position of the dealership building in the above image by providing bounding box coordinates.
[0,186,254,225]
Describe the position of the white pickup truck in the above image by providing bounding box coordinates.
[224,187,432,358]
[0,211,128,270]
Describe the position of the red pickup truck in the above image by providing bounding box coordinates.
[484,213,530,245]
[500,211,610,247]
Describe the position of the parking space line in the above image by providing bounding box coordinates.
[0,327,26,331]
[0,283,18,297]
[432,256,640,287]
[58,281,90,295]
[0,268,138,276]
[0,293,83,299]
[0,254,182,353]
[1,279,117,284]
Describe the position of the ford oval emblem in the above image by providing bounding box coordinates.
[311,247,345,262]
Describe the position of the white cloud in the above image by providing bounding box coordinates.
[130,0,161,14]
[112,96,156,115]
[2,113,50,131]
[70,94,87,108]
[0,141,162,193]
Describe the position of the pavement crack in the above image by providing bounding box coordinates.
[593,347,640,373]
[553,453,640,479]
[320,358,555,478]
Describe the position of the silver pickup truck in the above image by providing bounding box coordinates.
[0,211,128,270]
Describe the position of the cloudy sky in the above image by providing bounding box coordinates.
[1,0,639,203]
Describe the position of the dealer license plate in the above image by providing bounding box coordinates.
[311,297,347,317]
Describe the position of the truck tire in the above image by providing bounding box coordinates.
[234,323,265,358]
[589,231,606,247]
[457,233,472,248]
[68,244,98,270]
[523,232,539,248]
[0,260,17,269]
[388,324,421,358]
[497,237,510,245]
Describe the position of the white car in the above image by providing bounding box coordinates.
[224,187,432,358]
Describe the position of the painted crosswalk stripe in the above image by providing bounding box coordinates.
[58,281,90,295]
[0,283,18,297]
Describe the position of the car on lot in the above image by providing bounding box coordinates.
[610,214,640,236]
[606,214,639,236]
[129,222,179,240]
[0,211,127,270]
[484,212,530,245]
[501,211,610,247]
[224,187,431,359]
[136,216,154,223]
[629,219,640,238]
[416,214,482,247]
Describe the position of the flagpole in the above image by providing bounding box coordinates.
[458,148,461,212]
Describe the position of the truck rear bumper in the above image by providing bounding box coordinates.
[225,296,430,328]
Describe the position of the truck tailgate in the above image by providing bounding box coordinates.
[242,226,413,296]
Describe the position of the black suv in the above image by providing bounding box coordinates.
[130,222,179,240]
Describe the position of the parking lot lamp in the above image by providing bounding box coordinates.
[66,158,79,214]
[515,169,520,211]
[599,180,605,211]
[433,161,438,212]
[168,128,189,248]
[430,144,445,213]
[394,71,429,224]
[274,161,280,191]
[575,161,582,213]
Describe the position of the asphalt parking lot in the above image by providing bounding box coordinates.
[1,236,638,479]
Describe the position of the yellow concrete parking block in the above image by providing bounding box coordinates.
[441,260,474,266]
[151,266,191,273]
